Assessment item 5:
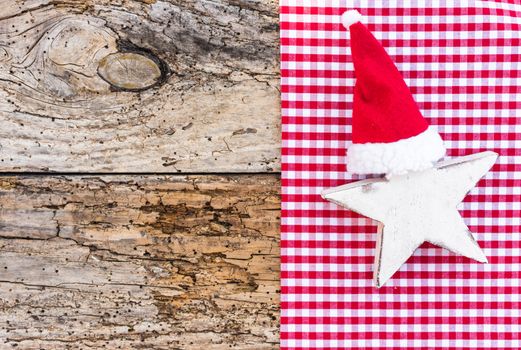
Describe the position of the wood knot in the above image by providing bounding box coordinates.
[98,52,166,91]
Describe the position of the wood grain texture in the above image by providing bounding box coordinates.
[0,0,280,172]
[0,174,280,349]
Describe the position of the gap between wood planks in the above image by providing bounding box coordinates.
[0,171,280,176]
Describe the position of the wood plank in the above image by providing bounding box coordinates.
[0,174,280,349]
[0,1,280,172]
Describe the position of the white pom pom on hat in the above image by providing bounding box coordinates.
[341,9,363,29]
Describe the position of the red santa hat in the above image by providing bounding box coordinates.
[342,10,446,176]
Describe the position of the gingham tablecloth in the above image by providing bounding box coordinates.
[280,1,521,348]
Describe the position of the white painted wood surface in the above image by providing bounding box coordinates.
[322,151,498,287]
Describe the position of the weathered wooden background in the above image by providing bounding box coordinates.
[0,1,280,349]
[0,0,279,172]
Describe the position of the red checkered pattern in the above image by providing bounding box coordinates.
[280,1,521,348]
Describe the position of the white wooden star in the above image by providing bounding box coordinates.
[322,151,498,287]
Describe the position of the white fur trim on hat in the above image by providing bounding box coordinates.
[347,126,446,177]
[341,10,363,29]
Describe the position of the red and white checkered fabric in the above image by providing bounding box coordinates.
[280,1,521,348]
